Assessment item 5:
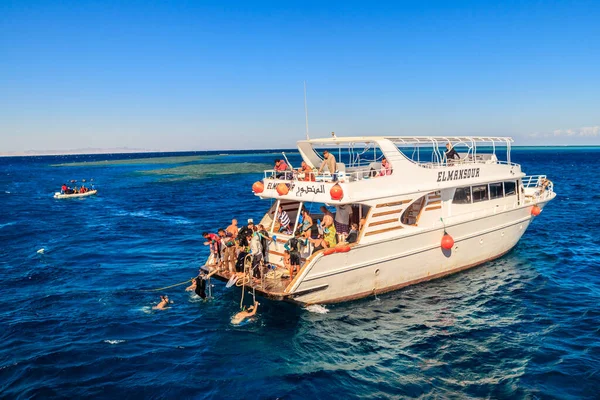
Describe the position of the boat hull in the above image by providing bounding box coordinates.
[288,200,550,305]
[54,190,97,199]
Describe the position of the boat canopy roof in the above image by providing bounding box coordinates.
[299,136,514,146]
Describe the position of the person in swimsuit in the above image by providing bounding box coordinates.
[231,301,259,325]
[300,209,317,239]
[153,295,171,310]
[308,234,328,254]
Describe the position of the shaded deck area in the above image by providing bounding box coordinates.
[201,264,293,301]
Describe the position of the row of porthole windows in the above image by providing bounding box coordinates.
[453,181,517,204]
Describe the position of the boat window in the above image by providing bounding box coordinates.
[489,182,504,199]
[504,181,516,196]
[472,185,489,203]
[452,187,472,204]
[401,196,427,226]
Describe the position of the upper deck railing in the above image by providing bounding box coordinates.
[264,166,386,183]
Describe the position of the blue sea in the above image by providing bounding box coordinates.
[1,148,599,399]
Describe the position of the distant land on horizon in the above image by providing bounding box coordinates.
[0,147,157,157]
[1,144,600,158]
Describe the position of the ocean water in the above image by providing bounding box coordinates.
[0,148,599,399]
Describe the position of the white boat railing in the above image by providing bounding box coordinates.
[522,175,554,201]
[264,166,391,183]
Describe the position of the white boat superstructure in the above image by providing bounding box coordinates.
[204,136,555,304]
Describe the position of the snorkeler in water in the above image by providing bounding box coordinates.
[231,301,259,325]
[153,295,171,310]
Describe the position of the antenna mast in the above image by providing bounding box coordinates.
[304,81,310,140]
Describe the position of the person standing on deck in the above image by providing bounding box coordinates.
[334,204,351,241]
[300,208,317,239]
[226,219,239,239]
[219,228,236,273]
[284,235,302,279]
[318,150,337,181]
[203,232,221,265]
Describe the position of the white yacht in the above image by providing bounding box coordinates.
[203,136,555,305]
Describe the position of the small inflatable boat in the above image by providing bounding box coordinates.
[53,190,98,199]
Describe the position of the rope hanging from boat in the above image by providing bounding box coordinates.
[143,279,193,292]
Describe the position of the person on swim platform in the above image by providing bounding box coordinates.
[284,235,302,279]
[203,232,221,265]
[231,301,259,325]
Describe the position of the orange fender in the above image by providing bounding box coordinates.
[335,245,351,253]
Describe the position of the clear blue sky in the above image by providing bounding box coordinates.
[1,0,599,152]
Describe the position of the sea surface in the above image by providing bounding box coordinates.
[0,148,599,399]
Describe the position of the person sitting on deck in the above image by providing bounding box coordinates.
[274,159,288,179]
[307,234,328,254]
[231,301,259,325]
[61,184,67,194]
[445,143,460,164]
[346,223,359,244]
[317,150,337,181]
[80,186,87,193]
[298,161,315,181]
[379,158,392,176]
[276,205,292,234]
[203,232,221,265]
